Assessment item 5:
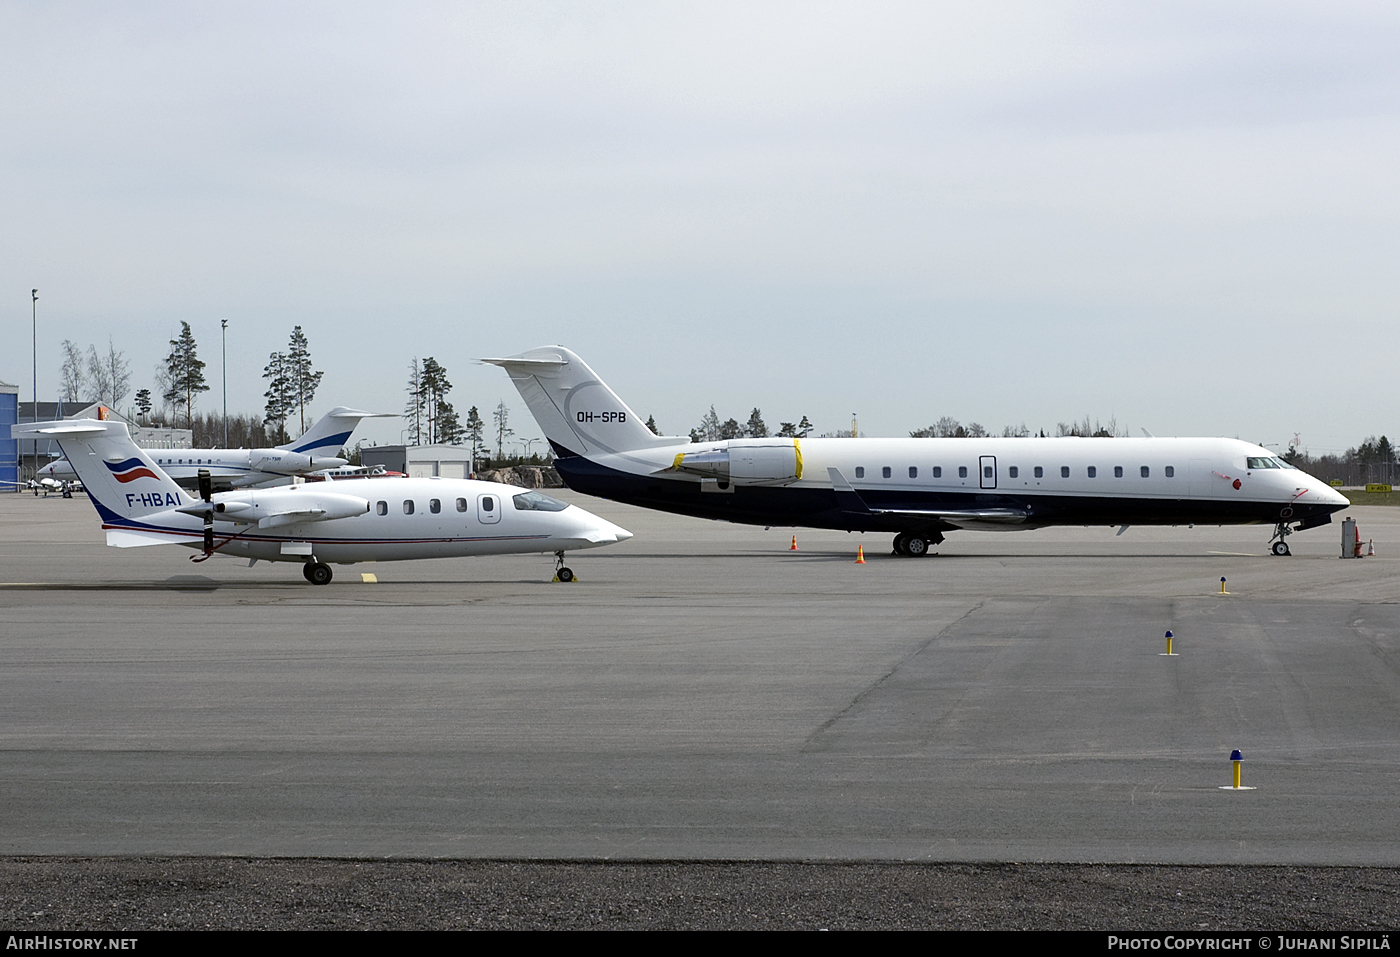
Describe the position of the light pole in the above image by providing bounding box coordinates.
[30,289,37,479]
[221,318,228,447]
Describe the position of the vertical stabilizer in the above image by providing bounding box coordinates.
[11,420,190,522]
[481,347,678,456]
[281,407,378,455]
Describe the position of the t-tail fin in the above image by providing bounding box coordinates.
[11,420,190,524]
[481,346,679,457]
[280,407,382,455]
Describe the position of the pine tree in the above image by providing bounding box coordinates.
[262,352,295,445]
[162,322,208,428]
[437,400,464,446]
[745,408,767,438]
[286,326,323,436]
[417,357,453,444]
[134,389,152,426]
[646,415,659,435]
[464,406,485,470]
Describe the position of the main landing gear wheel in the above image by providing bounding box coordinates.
[892,533,930,557]
[1272,540,1291,556]
[303,562,333,585]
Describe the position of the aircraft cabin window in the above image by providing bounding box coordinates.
[909,467,918,478]
[1087,467,1097,478]
[456,498,468,511]
[377,501,388,516]
[1034,466,1043,478]
[882,467,891,479]
[1141,466,1150,478]
[430,498,441,514]
[1061,466,1070,478]
[932,467,942,478]
[1114,466,1123,478]
[958,466,968,478]
[1008,466,1018,478]
[481,496,495,512]
[404,500,415,514]
[983,466,993,479]
[1165,466,1175,478]
[855,467,865,478]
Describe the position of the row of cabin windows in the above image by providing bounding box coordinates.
[369,492,566,516]
[852,465,1177,480]
[375,497,484,516]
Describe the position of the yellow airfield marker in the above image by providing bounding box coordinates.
[360,573,378,583]
[1219,577,1229,595]
[1159,630,1177,656]
[1219,749,1255,790]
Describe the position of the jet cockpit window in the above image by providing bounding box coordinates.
[1247,457,1283,470]
[512,491,569,512]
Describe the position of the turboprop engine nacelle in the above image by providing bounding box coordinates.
[664,439,803,487]
[206,488,371,528]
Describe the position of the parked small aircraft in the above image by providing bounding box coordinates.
[38,406,387,490]
[484,346,1349,556]
[13,418,633,584]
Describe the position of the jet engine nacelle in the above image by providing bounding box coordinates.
[666,439,803,486]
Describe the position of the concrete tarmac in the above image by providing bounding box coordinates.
[1,488,1397,863]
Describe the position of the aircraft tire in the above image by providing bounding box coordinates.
[905,535,930,557]
[557,567,574,582]
[305,562,333,585]
[892,534,909,556]
[1272,541,1291,556]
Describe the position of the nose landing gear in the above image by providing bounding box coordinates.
[1269,522,1293,556]
[553,550,575,582]
[892,531,942,556]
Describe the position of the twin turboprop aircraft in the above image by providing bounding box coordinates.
[484,346,1350,556]
[38,406,385,490]
[12,418,632,584]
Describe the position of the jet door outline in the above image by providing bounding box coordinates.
[980,455,997,489]
[478,493,501,524]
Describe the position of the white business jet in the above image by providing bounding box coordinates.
[483,346,1349,557]
[13,418,632,584]
[38,406,385,490]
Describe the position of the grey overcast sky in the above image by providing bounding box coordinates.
[3,1,1398,453]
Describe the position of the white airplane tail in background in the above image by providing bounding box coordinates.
[481,347,678,457]
[12,419,190,524]
[280,406,379,456]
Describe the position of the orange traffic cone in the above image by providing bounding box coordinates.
[790,535,798,551]
[855,545,866,564]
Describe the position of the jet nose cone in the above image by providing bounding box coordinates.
[613,526,634,542]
